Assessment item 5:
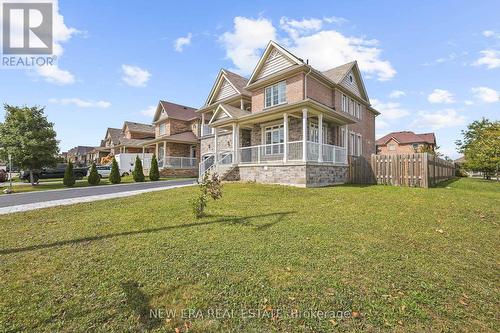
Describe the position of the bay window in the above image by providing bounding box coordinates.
[265,81,286,108]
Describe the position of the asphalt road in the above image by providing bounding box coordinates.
[0,179,196,208]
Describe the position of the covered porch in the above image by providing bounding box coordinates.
[141,134,198,170]
[205,101,354,169]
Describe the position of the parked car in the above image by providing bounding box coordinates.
[20,164,88,183]
[95,165,112,179]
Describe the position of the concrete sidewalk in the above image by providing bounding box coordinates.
[0,179,197,215]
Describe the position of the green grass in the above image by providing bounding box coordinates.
[0,176,194,194]
[0,178,498,332]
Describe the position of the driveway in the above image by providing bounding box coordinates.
[0,179,197,214]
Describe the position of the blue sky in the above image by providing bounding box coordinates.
[1,0,499,158]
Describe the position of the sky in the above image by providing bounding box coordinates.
[0,0,499,159]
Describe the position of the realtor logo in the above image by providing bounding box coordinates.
[2,1,53,54]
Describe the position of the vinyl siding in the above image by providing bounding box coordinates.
[257,50,294,80]
[340,70,361,98]
[215,79,237,102]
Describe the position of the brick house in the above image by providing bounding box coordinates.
[376,131,436,154]
[66,146,95,166]
[140,100,200,177]
[198,41,379,187]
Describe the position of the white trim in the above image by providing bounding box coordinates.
[205,70,241,106]
[209,104,233,124]
[247,41,304,85]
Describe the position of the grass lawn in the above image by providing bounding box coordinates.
[0,175,194,194]
[0,178,498,332]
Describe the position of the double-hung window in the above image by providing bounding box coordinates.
[265,81,286,108]
[308,122,327,143]
[159,123,166,136]
[355,103,361,119]
[264,125,284,154]
[342,94,348,112]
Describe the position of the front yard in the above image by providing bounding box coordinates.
[0,178,498,332]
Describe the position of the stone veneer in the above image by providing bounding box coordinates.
[159,168,198,178]
[236,163,347,187]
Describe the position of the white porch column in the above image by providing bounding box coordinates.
[142,146,145,160]
[163,141,167,167]
[240,98,244,110]
[201,113,205,136]
[318,114,323,162]
[155,143,158,157]
[283,113,288,163]
[302,108,308,162]
[214,128,218,165]
[232,123,239,164]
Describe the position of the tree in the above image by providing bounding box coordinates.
[456,118,500,180]
[149,154,160,181]
[192,173,223,218]
[133,156,145,182]
[0,105,59,185]
[417,144,443,158]
[109,157,121,184]
[87,162,100,185]
[63,161,75,187]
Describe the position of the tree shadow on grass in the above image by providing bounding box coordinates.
[121,281,162,330]
[0,211,295,255]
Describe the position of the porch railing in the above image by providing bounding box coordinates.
[238,141,347,165]
[156,156,197,169]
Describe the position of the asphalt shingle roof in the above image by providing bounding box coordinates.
[159,100,198,121]
[376,131,436,145]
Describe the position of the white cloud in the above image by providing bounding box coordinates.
[280,17,323,38]
[121,65,151,87]
[427,89,455,104]
[471,86,499,103]
[323,16,348,25]
[464,100,474,106]
[412,109,466,130]
[371,98,409,120]
[482,30,500,38]
[174,33,193,52]
[49,98,111,108]
[140,105,157,117]
[389,90,405,99]
[376,118,390,129]
[219,16,395,81]
[36,65,75,85]
[473,49,500,69]
[29,0,80,85]
[219,17,277,75]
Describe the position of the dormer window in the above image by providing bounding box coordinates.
[265,81,286,108]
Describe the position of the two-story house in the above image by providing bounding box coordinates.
[140,100,200,177]
[198,41,379,187]
[376,131,436,154]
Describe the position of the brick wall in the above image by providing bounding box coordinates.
[251,73,304,113]
[377,139,419,154]
[306,76,334,108]
[333,88,376,160]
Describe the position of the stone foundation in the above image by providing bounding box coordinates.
[305,164,348,187]
[237,163,347,187]
[160,168,198,178]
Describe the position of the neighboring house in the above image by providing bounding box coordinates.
[376,131,436,154]
[140,100,200,177]
[67,146,96,166]
[197,40,379,187]
[101,127,123,156]
[113,121,155,154]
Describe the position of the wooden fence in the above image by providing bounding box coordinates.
[348,153,455,188]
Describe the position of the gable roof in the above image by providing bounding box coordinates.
[153,100,198,122]
[376,131,436,146]
[247,40,305,85]
[67,146,95,155]
[209,103,251,124]
[204,69,250,106]
[123,121,154,134]
[322,61,369,102]
[106,128,123,144]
